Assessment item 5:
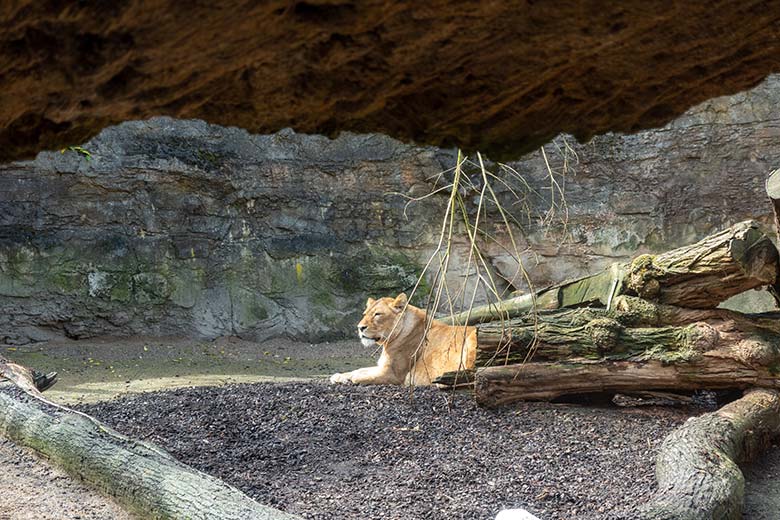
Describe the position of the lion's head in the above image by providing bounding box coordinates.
[357,293,408,347]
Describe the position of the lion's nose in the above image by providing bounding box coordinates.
[358,325,368,333]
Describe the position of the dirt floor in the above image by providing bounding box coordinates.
[3,337,780,519]
[744,441,780,520]
[0,438,130,520]
[79,382,696,520]
[3,336,373,404]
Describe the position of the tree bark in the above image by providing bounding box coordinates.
[443,220,778,325]
[638,388,780,520]
[624,220,778,308]
[453,296,780,405]
[0,355,44,395]
[0,361,299,520]
[474,296,780,367]
[473,358,780,407]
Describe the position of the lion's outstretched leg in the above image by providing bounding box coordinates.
[329,366,402,385]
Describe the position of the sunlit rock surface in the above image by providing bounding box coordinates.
[2,76,780,344]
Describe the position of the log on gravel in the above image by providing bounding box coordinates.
[0,359,299,520]
[444,220,778,325]
[464,296,780,405]
[473,358,780,407]
[638,388,780,520]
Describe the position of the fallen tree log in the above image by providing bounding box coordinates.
[638,388,780,520]
[433,296,780,405]
[0,358,299,520]
[473,357,780,407]
[474,295,780,367]
[444,220,778,325]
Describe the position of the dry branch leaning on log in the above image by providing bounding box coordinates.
[444,220,778,326]
[0,356,299,520]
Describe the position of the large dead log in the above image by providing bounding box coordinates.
[0,358,299,520]
[474,358,780,407]
[444,220,778,325]
[451,296,780,406]
[474,296,780,366]
[638,388,780,520]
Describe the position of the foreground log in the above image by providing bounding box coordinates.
[638,388,780,520]
[0,359,299,520]
[444,220,778,325]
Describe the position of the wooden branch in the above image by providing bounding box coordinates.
[443,221,778,326]
[0,361,299,520]
[612,391,693,407]
[441,263,624,325]
[639,388,780,520]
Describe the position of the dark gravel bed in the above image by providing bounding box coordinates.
[78,382,695,520]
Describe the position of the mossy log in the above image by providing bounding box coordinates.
[0,358,299,520]
[638,388,780,520]
[625,220,778,308]
[444,220,778,325]
[474,295,780,367]
[442,263,625,325]
[442,296,780,405]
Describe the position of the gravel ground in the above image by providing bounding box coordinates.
[744,441,780,520]
[79,382,696,520]
[0,438,131,520]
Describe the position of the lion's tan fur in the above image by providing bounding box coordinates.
[330,293,477,386]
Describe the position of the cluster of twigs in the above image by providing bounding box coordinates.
[389,140,578,387]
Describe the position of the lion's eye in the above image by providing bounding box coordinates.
[374,312,382,317]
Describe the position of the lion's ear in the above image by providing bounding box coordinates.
[392,292,408,309]
[366,297,376,309]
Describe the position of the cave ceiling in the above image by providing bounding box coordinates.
[2,0,780,162]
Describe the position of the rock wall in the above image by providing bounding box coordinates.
[2,75,780,344]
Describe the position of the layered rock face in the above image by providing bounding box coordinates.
[0,121,452,343]
[2,75,780,344]
[2,1,780,162]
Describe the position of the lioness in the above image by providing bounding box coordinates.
[329,293,477,386]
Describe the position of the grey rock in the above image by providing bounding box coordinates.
[3,74,780,344]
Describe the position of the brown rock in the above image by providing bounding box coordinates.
[2,1,780,161]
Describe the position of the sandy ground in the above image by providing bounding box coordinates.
[4,336,373,404]
[0,438,130,520]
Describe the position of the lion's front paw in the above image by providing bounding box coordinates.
[329,372,352,384]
